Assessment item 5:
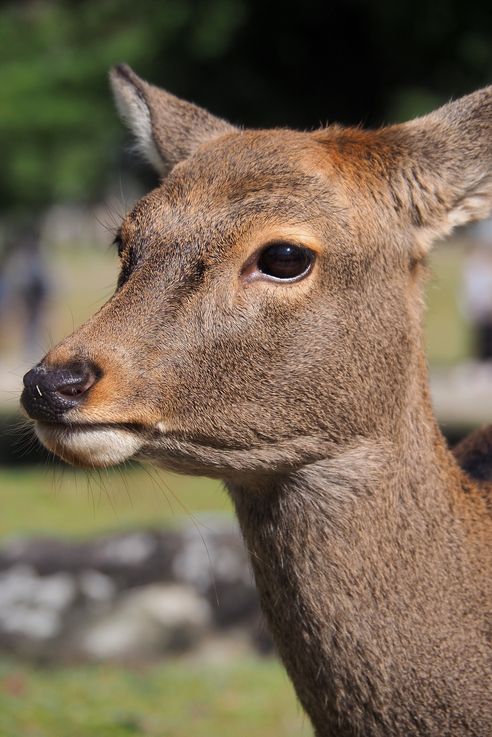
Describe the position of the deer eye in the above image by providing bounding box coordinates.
[257,243,314,281]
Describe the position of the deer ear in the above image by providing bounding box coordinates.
[387,87,492,250]
[109,64,236,175]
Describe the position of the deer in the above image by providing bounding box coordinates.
[20,65,491,736]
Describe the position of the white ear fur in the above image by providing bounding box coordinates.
[447,176,492,229]
[110,64,236,176]
[110,68,166,174]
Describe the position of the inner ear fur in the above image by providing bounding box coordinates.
[110,64,236,176]
[315,87,492,255]
[383,87,492,248]
[390,86,492,235]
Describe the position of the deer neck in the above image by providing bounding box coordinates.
[228,379,490,737]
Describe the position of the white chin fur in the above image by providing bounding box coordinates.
[35,423,144,468]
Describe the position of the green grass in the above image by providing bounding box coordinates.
[0,465,230,538]
[425,242,471,366]
[0,657,309,737]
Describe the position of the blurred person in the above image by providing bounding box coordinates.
[0,221,51,363]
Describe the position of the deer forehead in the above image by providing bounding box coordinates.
[119,129,354,260]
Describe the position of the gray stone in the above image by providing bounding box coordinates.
[78,570,116,603]
[79,584,211,661]
[0,519,273,662]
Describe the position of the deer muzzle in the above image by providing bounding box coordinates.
[21,361,99,421]
[21,359,146,467]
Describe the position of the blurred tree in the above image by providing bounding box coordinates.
[0,0,490,213]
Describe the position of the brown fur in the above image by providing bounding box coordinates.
[22,67,492,735]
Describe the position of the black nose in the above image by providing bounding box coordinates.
[21,361,100,422]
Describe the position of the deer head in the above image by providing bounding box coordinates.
[21,66,492,479]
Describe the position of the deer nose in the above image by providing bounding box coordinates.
[21,361,100,422]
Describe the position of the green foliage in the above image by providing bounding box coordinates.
[0,0,246,209]
[1,0,491,211]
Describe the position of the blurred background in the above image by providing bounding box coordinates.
[0,1,491,735]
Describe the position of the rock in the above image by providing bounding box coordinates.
[0,519,273,662]
[1,530,182,588]
[0,564,76,651]
[174,516,259,628]
[78,570,116,603]
[79,584,211,661]
[96,531,157,567]
[0,564,76,613]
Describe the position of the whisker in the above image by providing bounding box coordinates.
[139,464,221,608]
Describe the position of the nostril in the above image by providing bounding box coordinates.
[58,384,85,397]
[56,369,97,399]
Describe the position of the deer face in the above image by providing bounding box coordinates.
[21,67,492,477]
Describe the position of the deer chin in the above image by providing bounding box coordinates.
[35,421,145,468]
[138,424,340,480]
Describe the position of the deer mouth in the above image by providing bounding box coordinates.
[34,420,146,468]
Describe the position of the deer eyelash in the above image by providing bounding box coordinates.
[112,233,124,257]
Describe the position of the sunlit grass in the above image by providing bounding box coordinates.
[0,657,309,737]
[0,465,230,538]
[425,241,471,366]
